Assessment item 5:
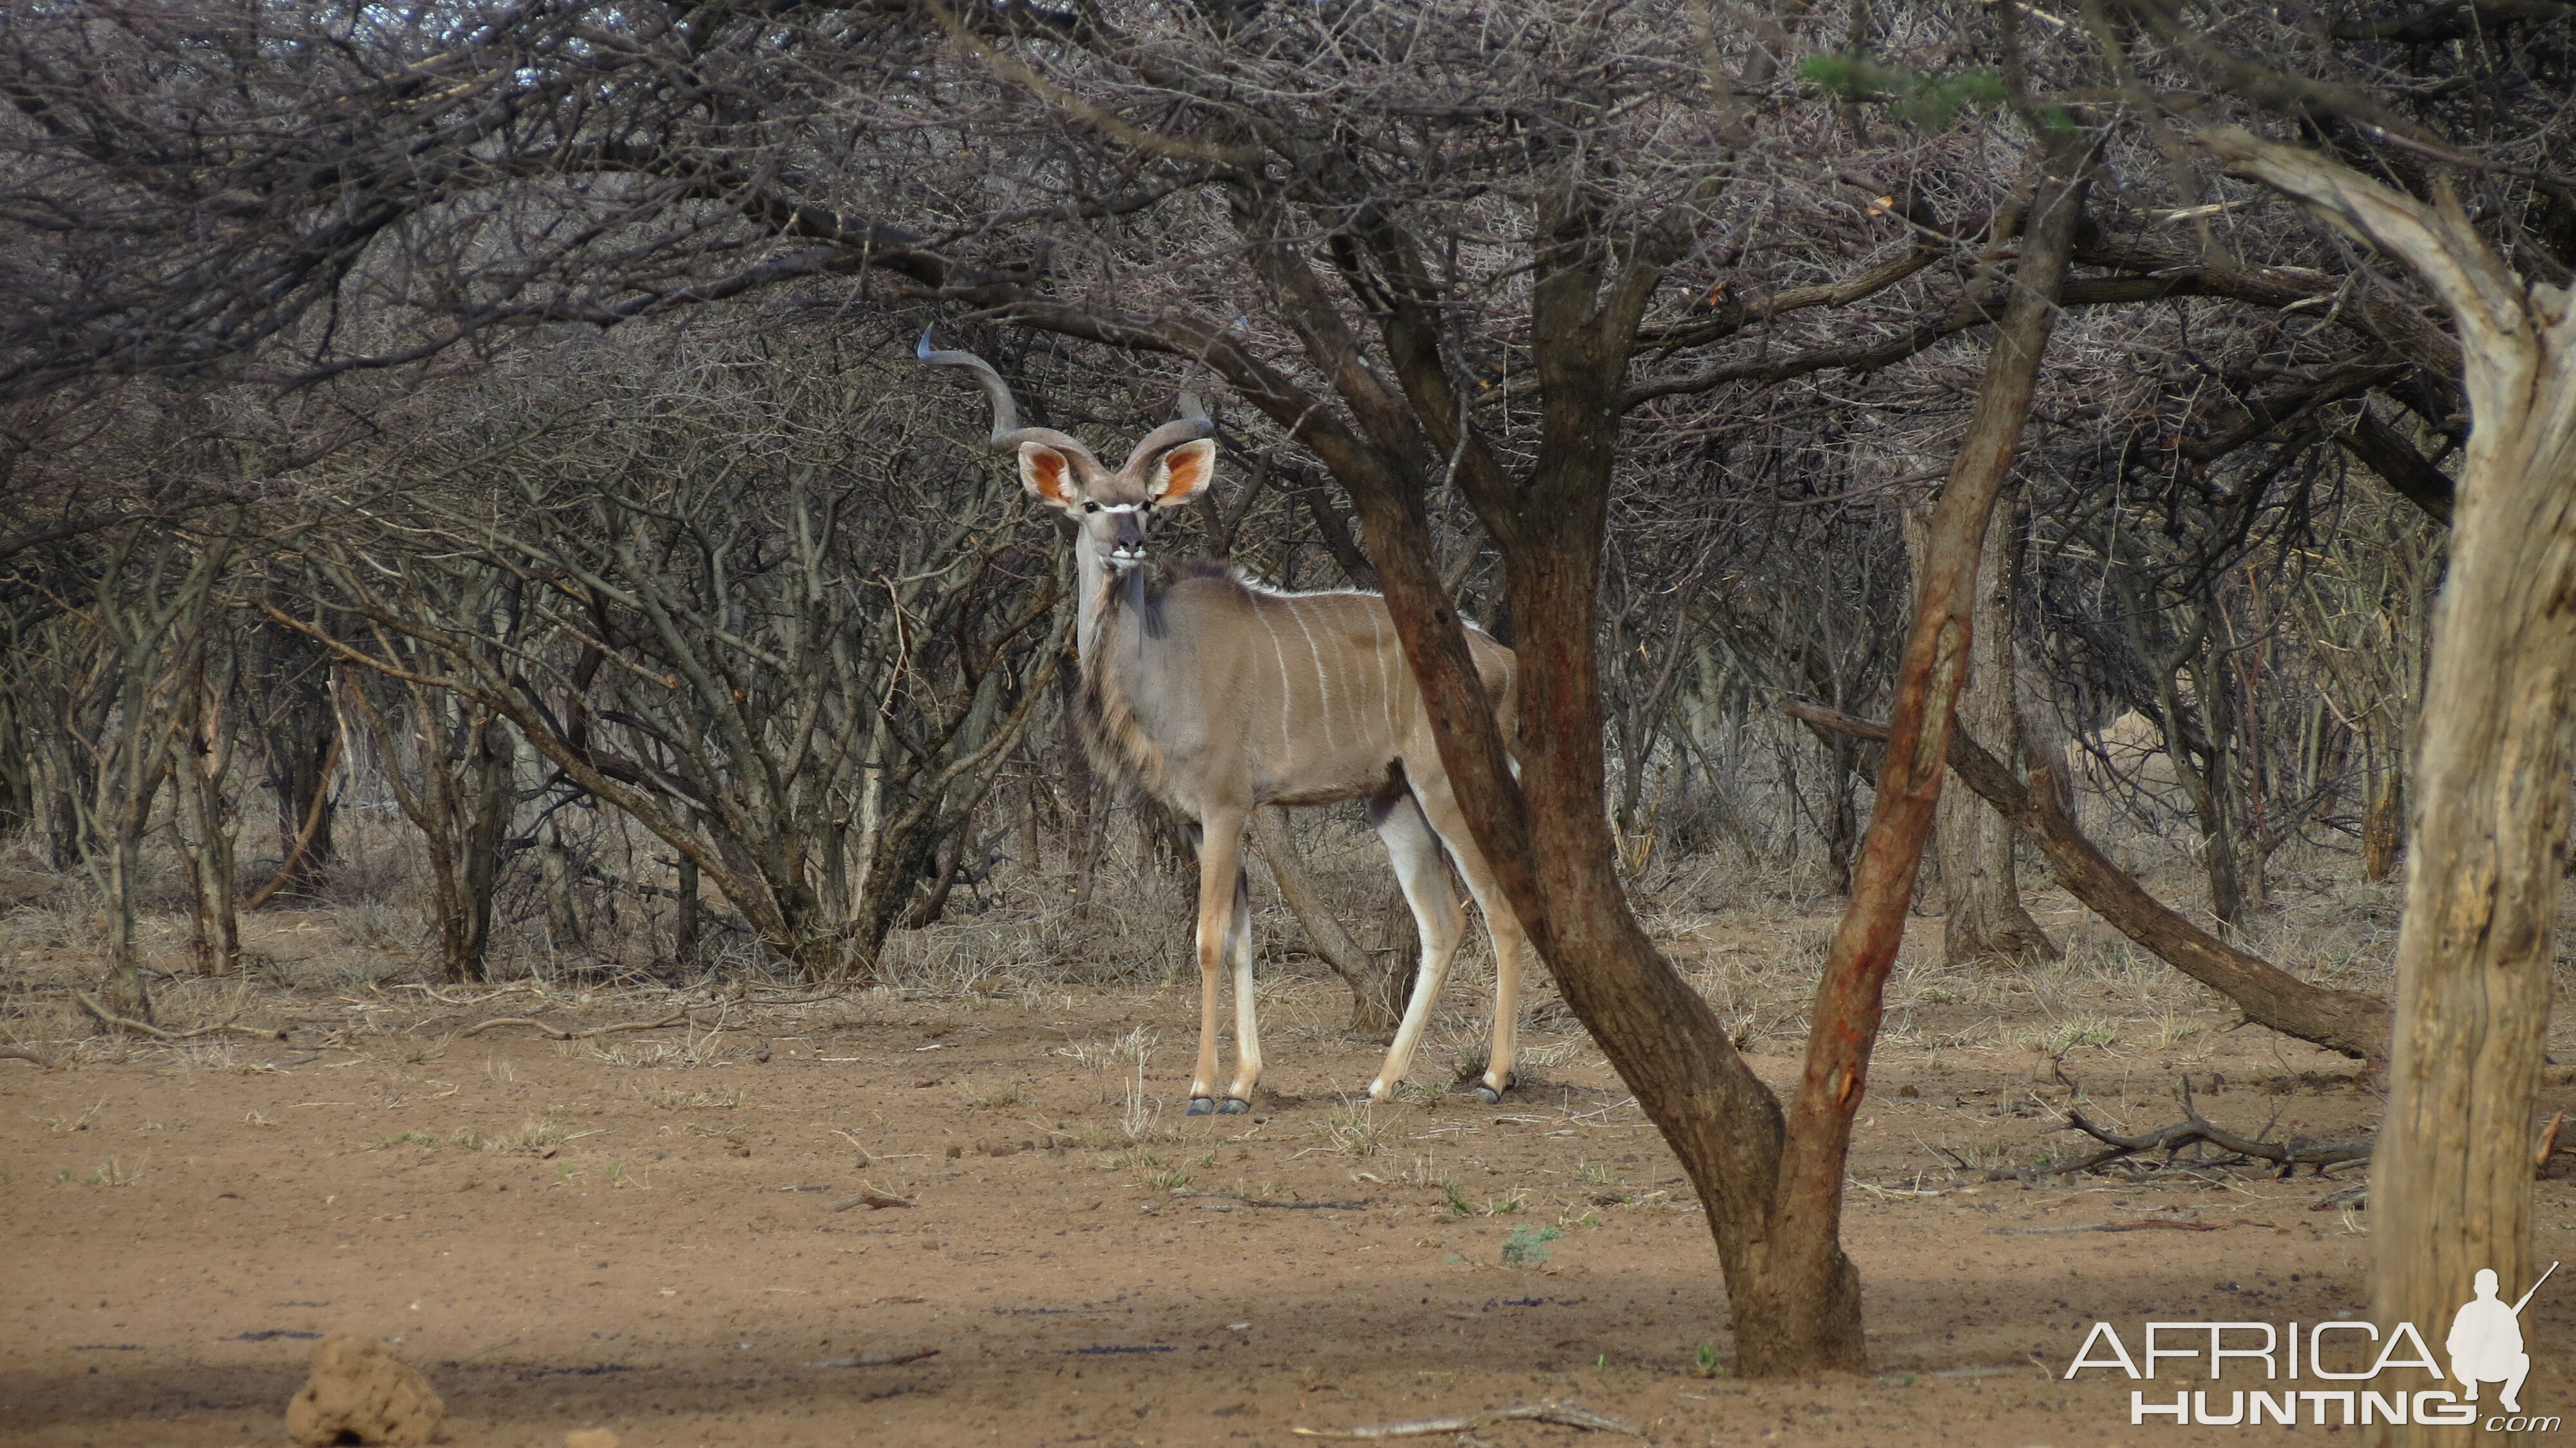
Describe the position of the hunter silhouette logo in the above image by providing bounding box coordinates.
[2063,1260,2561,1429]
[2450,1262,2555,1415]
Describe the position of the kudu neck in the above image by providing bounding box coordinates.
[1073,528,1143,675]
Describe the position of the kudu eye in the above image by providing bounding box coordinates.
[1084,502,1101,514]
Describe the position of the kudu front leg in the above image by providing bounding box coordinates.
[1186,809,1256,1116]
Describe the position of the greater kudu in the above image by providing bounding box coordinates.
[922,332,1530,1114]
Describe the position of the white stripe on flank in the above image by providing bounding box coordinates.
[1251,604,1296,763]
[1286,602,1336,752]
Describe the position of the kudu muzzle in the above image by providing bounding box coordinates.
[1099,504,1147,573]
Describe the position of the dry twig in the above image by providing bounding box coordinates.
[0,1045,55,1068]
[460,1009,690,1040]
[2058,1092,2371,1176]
[1292,1400,1638,1439]
[1991,1219,2277,1235]
[73,992,284,1042]
[805,1348,939,1367]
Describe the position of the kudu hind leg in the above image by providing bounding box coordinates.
[1221,864,1260,1110]
[1186,810,1253,1117]
[1406,775,1530,1103]
[1363,790,1467,1101]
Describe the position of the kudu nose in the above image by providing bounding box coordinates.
[1107,511,1148,570]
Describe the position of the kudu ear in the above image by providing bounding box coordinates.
[1019,442,1083,509]
[1149,439,1217,508]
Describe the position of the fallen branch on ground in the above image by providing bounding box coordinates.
[73,992,285,1041]
[1,1045,53,1068]
[1779,698,2391,1063]
[805,1348,939,1367]
[2059,1092,2371,1176]
[1292,1400,1640,1438]
[1171,1190,1373,1210]
[393,983,549,1006]
[1991,1219,2276,1235]
[460,1009,690,1040]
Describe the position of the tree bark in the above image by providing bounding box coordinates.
[1223,182,1801,1365]
[249,625,339,895]
[2205,133,2576,1448]
[2360,767,2403,884]
[167,682,243,976]
[1252,808,1409,1036]
[1902,480,2057,965]
[1763,133,2094,1366]
[342,671,513,982]
[675,853,701,967]
[1783,697,2392,1062]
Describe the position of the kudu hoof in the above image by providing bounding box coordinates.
[1472,1074,1516,1105]
[1217,1098,1251,1115]
[1186,1096,1216,1117]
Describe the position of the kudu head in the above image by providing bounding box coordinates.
[918,329,1217,575]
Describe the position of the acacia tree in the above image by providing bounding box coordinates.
[2204,133,2576,1443]
[827,0,2108,1372]
[283,332,1066,982]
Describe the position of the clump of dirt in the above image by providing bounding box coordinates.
[283,1333,444,1447]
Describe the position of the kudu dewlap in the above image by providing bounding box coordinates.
[918,329,1533,1110]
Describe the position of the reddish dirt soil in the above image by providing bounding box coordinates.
[5,911,2573,1447]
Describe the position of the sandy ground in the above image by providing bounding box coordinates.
[4,899,2573,1448]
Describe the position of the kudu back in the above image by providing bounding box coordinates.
[922,331,1530,1112]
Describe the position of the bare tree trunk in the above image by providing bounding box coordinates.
[1821,735,1859,897]
[167,653,243,976]
[85,524,240,1020]
[450,717,513,980]
[1252,808,1410,1036]
[1765,133,2093,1367]
[541,821,585,948]
[1903,481,2056,965]
[0,687,31,841]
[674,853,701,968]
[249,625,340,896]
[99,739,170,1022]
[2207,134,2576,1448]
[344,669,515,983]
[2360,766,2403,884]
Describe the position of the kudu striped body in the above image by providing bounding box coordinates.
[922,332,1530,1113]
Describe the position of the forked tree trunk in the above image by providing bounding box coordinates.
[2206,133,2576,1448]
[1902,481,2056,966]
[1252,809,1410,1036]
[1207,117,2090,1373]
[345,675,514,983]
[251,628,340,896]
